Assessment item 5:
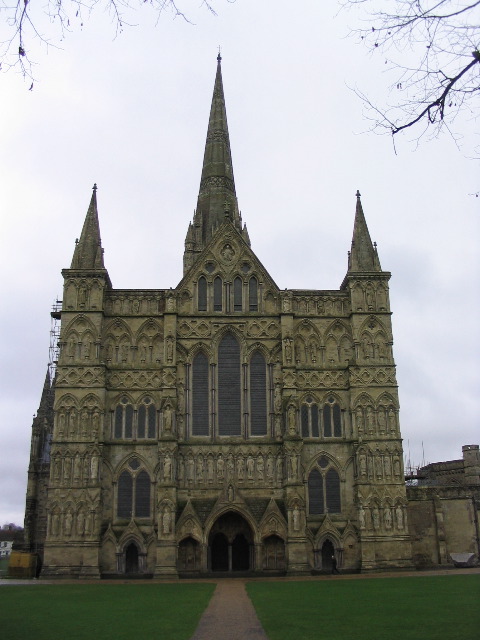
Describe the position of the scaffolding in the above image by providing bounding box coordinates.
[49,299,62,380]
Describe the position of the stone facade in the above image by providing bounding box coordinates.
[24,57,414,577]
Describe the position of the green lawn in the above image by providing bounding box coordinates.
[247,575,480,640]
[0,583,215,640]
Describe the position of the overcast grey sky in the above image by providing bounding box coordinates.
[1,1,478,525]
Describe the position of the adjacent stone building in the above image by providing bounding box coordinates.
[24,56,415,577]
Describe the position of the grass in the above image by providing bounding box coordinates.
[0,583,215,640]
[247,574,480,640]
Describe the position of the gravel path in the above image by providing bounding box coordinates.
[189,579,269,640]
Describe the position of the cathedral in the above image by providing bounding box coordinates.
[24,56,414,577]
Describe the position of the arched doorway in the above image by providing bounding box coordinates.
[178,537,201,572]
[211,533,229,571]
[321,539,335,572]
[209,512,254,572]
[263,535,286,571]
[125,542,139,574]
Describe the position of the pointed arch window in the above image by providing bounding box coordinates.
[308,457,341,515]
[323,397,342,437]
[250,350,267,436]
[198,277,207,312]
[192,352,209,436]
[234,277,243,312]
[218,334,241,436]
[301,397,320,438]
[249,276,258,311]
[214,276,223,312]
[113,397,156,440]
[117,465,151,519]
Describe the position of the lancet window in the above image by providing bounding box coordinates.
[113,397,157,440]
[117,460,151,518]
[308,456,341,515]
[301,396,342,438]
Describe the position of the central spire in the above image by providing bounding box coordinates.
[184,56,249,273]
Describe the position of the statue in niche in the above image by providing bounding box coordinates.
[104,343,113,361]
[247,456,254,480]
[292,504,300,532]
[163,403,173,434]
[289,454,298,480]
[85,511,93,535]
[166,336,174,363]
[287,404,297,435]
[51,512,60,536]
[68,338,76,359]
[377,286,388,311]
[139,345,147,362]
[81,409,89,437]
[163,454,172,482]
[73,456,81,480]
[227,455,235,479]
[228,485,234,502]
[256,456,264,481]
[274,385,282,413]
[162,506,172,535]
[393,456,401,477]
[366,407,375,434]
[64,511,73,536]
[132,299,140,314]
[359,453,367,477]
[58,411,66,436]
[83,458,90,482]
[92,411,100,438]
[284,337,293,363]
[266,457,274,481]
[187,457,195,482]
[221,243,234,262]
[121,344,129,362]
[372,507,380,530]
[384,456,392,477]
[77,511,86,535]
[274,415,282,439]
[207,457,214,482]
[384,507,392,530]
[358,504,366,530]
[396,505,404,530]
[365,287,375,310]
[196,456,204,481]
[78,284,87,306]
[166,296,175,312]
[388,408,397,433]
[69,408,77,436]
[83,341,91,359]
[309,341,317,363]
[276,456,283,482]
[236,456,245,481]
[90,453,99,480]
[282,296,291,313]
[355,407,364,434]
[63,457,71,482]
[375,454,383,479]
[178,456,184,483]
[377,408,386,434]
[53,458,61,481]
[217,455,225,480]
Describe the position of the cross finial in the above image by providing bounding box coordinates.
[217,46,222,62]
[93,183,97,192]
[356,189,361,199]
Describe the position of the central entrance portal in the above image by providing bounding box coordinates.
[209,512,253,572]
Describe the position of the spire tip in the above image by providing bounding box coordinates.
[93,183,97,192]
[217,46,222,62]
[356,189,361,199]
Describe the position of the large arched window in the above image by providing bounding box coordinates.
[192,352,209,436]
[250,350,267,436]
[198,277,207,312]
[117,462,151,519]
[308,456,341,515]
[218,333,241,436]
